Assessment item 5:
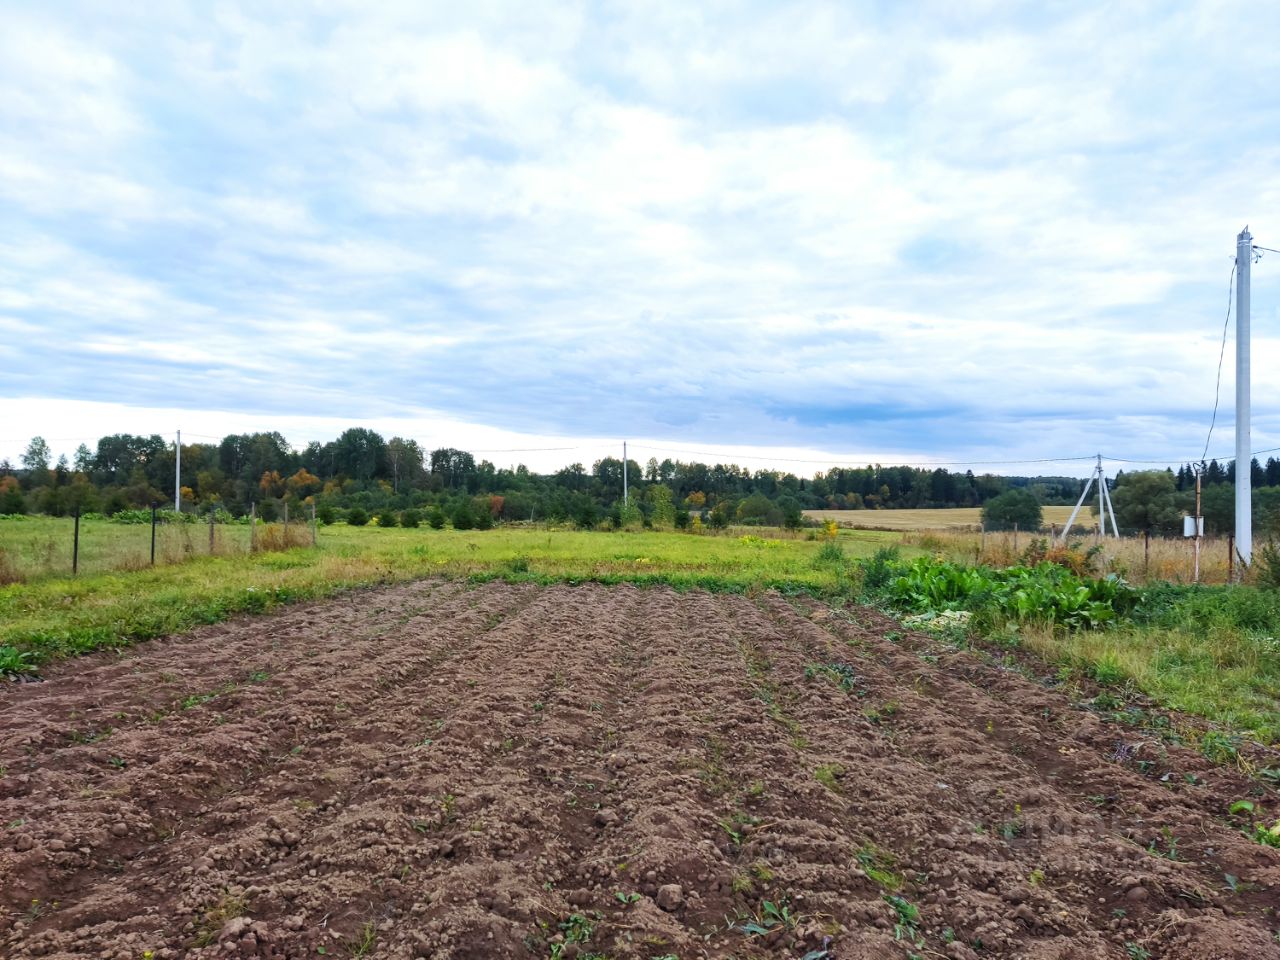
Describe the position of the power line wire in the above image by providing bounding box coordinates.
[626,442,1099,469]
[1201,260,1236,464]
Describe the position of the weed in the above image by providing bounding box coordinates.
[25,899,53,923]
[860,546,901,596]
[191,891,248,947]
[814,763,845,791]
[1125,943,1151,960]
[1251,820,1280,849]
[549,912,600,959]
[1200,731,1241,765]
[718,811,760,848]
[864,701,900,725]
[856,845,902,891]
[813,541,845,567]
[804,661,863,695]
[613,891,641,906]
[1146,827,1181,861]
[735,898,798,938]
[0,645,37,676]
[347,921,376,957]
[884,894,923,946]
[1028,868,1045,886]
[999,805,1025,841]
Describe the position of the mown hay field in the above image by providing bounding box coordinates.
[805,505,1082,531]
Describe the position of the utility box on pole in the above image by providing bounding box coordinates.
[1235,227,1252,569]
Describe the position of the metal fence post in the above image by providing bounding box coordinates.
[151,502,157,565]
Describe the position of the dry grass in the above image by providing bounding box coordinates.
[805,505,1083,531]
[254,522,314,552]
[0,547,21,586]
[903,527,1247,585]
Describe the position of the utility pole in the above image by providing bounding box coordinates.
[1194,469,1203,583]
[1235,226,1252,570]
[175,429,181,513]
[1060,456,1118,545]
[1096,453,1106,540]
[622,441,628,506]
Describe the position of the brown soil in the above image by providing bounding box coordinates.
[2,580,1278,960]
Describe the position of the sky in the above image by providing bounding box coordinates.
[2,1,1279,476]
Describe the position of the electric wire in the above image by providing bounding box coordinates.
[1200,260,1236,465]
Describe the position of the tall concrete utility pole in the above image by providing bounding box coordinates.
[1236,227,1252,568]
[622,441,628,506]
[175,429,182,513]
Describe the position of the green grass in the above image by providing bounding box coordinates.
[0,523,904,670]
[866,552,1280,744]
[1017,586,1280,744]
[0,514,255,578]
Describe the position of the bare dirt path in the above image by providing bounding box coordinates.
[2,581,1277,959]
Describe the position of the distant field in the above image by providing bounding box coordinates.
[805,505,1083,531]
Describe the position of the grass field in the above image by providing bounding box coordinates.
[805,505,1083,530]
[0,521,908,668]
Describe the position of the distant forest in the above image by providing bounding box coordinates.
[3,430,1278,531]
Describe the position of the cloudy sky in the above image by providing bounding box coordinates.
[3,1,1278,475]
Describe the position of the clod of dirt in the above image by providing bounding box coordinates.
[655,883,684,911]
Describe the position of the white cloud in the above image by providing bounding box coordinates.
[2,1,1279,470]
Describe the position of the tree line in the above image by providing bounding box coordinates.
[4,430,1279,533]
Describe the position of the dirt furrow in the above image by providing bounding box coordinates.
[1,581,1277,960]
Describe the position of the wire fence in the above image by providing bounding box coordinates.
[0,504,317,583]
[902,526,1260,586]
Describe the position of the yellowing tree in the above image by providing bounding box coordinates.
[259,470,284,497]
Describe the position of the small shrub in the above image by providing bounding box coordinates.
[451,501,476,531]
[425,507,446,530]
[860,546,901,597]
[814,540,845,567]
[401,508,422,529]
[376,510,398,528]
[346,507,369,527]
[316,504,337,525]
[1257,540,1280,591]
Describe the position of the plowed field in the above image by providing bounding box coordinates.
[2,581,1277,959]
